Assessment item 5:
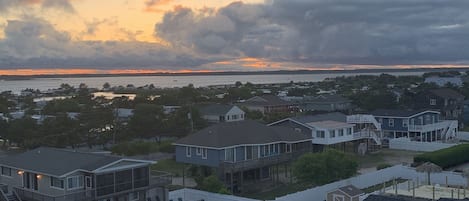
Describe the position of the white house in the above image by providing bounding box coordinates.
[198,104,245,123]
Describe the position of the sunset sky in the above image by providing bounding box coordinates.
[1,0,469,75]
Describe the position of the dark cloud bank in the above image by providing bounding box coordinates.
[2,0,469,69]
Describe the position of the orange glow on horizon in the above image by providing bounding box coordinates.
[0,69,216,76]
[0,64,467,76]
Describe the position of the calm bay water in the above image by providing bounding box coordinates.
[0,71,425,94]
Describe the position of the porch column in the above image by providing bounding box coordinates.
[230,170,234,194]
[394,131,396,139]
[240,170,243,193]
[420,132,423,142]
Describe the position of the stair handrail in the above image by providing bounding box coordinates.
[12,190,21,201]
[0,188,9,201]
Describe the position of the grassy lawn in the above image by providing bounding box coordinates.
[244,182,314,200]
[151,159,185,177]
[355,151,386,168]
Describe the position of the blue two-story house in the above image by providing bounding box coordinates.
[173,120,311,194]
[370,109,458,142]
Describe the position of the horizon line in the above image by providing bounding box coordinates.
[0,66,469,76]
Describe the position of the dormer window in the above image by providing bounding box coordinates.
[430,99,436,106]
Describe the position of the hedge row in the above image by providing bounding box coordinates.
[111,140,174,156]
[414,144,469,168]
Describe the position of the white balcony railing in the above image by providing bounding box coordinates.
[407,121,453,132]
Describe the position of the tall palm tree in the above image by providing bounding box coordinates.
[416,162,442,185]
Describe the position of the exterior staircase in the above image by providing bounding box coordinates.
[441,120,458,142]
[5,194,20,201]
[347,114,382,130]
[0,185,21,201]
[347,114,382,146]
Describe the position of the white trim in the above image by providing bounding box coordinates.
[66,175,84,190]
[50,176,65,190]
[196,147,202,156]
[186,147,191,158]
[93,159,155,172]
[202,148,207,159]
[373,110,440,119]
[173,139,311,150]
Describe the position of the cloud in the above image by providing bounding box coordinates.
[0,17,212,69]
[3,0,469,70]
[144,0,173,12]
[156,0,469,66]
[0,0,76,13]
[42,0,76,13]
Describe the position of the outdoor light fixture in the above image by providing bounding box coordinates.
[17,171,24,175]
[36,175,42,179]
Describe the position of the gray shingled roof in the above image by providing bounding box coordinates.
[370,109,437,117]
[303,94,351,103]
[243,95,293,106]
[198,104,237,116]
[0,147,122,177]
[430,88,465,99]
[174,120,311,148]
[291,112,347,123]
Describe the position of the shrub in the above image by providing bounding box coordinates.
[414,144,469,168]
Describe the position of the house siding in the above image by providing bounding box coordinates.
[174,146,220,167]
[377,112,440,132]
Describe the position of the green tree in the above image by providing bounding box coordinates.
[103,82,111,90]
[78,106,114,147]
[128,104,165,138]
[199,175,230,194]
[6,118,39,148]
[43,99,81,115]
[293,149,358,185]
[40,115,80,148]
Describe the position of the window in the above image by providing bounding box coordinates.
[330,130,336,138]
[50,177,64,189]
[286,144,292,153]
[389,119,394,127]
[232,115,238,120]
[196,148,202,155]
[246,146,252,160]
[338,129,344,136]
[1,167,11,177]
[129,192,139,201]
[202,148,207,159]
[186,147,191,157]
[402,119,408,127]
[67,176,84,190]
[316,130,325,138]
[430,99,436,105]
[227,115,230,120]
[347,128,352,135]
[225,148,234,162]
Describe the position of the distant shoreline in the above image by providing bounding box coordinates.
[0,67,468,80]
